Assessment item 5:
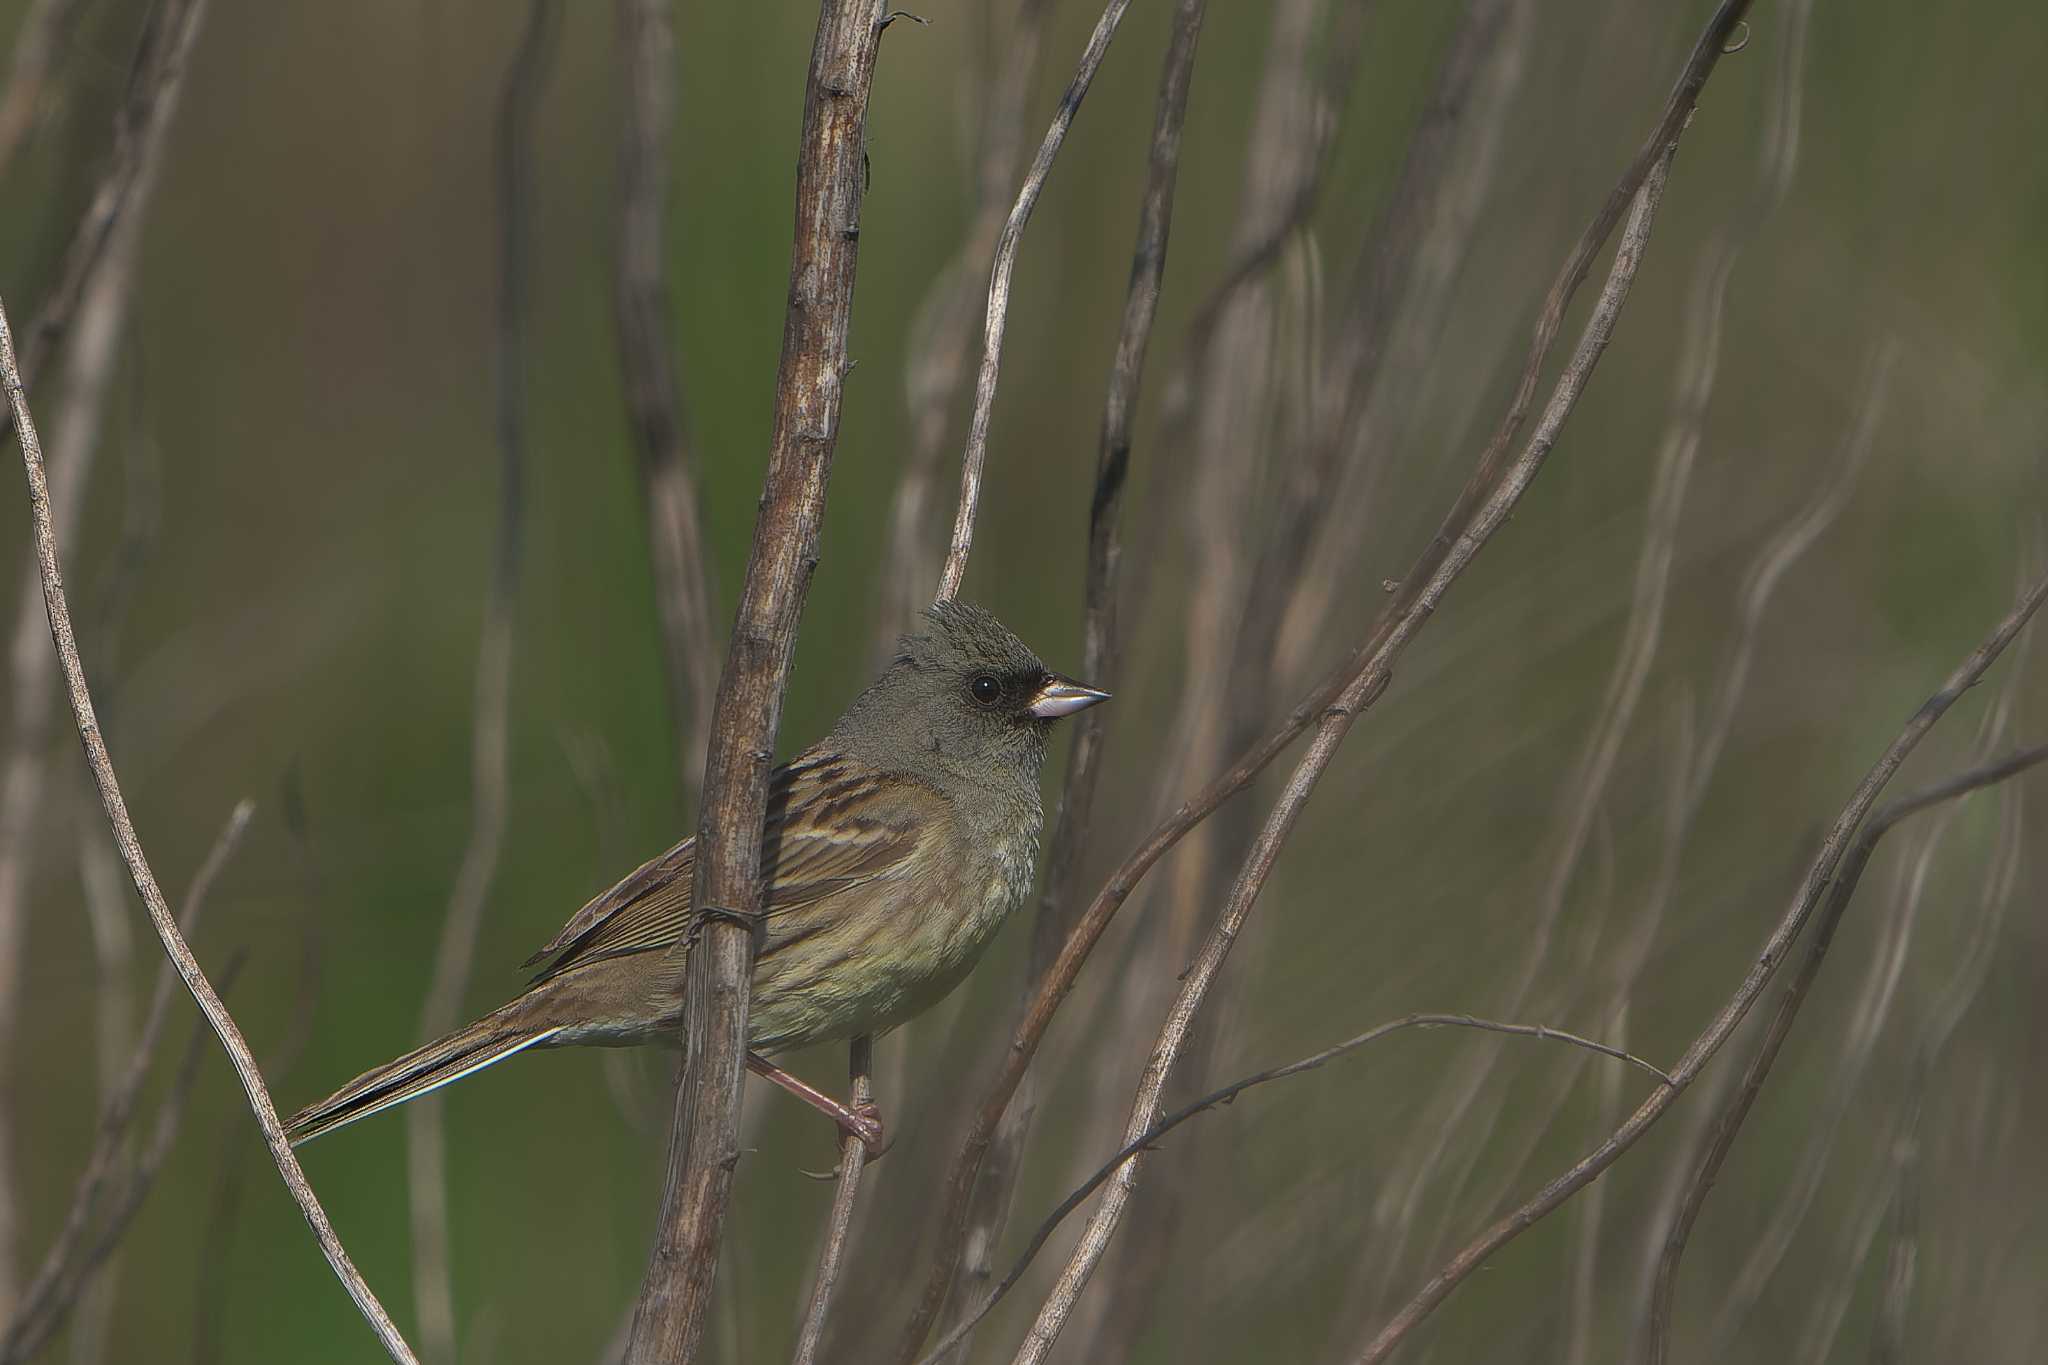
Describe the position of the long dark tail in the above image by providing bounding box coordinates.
[286,1003,564,1146]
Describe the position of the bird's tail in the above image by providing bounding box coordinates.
[286,1002,564,1146]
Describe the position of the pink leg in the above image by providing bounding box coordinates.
[747,1051,885,1157]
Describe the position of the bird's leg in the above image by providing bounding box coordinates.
[746,1051,885,1158]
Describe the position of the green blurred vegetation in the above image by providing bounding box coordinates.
[1,1,2044,1362]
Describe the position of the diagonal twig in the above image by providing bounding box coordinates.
[915,1012,1671,1364]
[1,286,420,1360]
[1014,135,1690,1365]
[933,0,1136,601]
[897,5,1757,1350]
[1642,740,2048,1363]
[1356,569,2048,1361]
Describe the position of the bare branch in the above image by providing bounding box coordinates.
[880,0,1050,641]
[916,1012,1670,1365]
[624,4,886,1359]
[897,5,1755,1348]
[1017,142,1685,1361]
[1642,741,2048,1364]
[616,0,720,800]
[0,0,209,1320]
[933,0,1136,601]
[1,287,419,1363]
[790,1036,874,1365]
[403,6,554,1358]
[1356,569,2047,1362]
[930,1,1208,1352]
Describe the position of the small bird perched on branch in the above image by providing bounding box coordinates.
[287,600,1107,1153]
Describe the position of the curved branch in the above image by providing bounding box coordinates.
[0,291,419,1360]
[790,1036,874,1365]
[918,1012,1670,1364]
[897,5,1757,1349]
[1642,741,2048,1363]
[1355,577,2048,1362]
[933,0,1135,601]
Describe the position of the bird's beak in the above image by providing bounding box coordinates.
[1027,674,1111,719]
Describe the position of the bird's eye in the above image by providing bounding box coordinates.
[969,674,1003,706]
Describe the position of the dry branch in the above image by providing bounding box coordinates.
[0,0,208,1320]
[1016,140,1686,1365]
[930,0,1208,1350]
[1355,567,2047,1361]
[790,1035,873,1365]
[933,0,1136,601]
[623,3,887,1359]
[880,0,1049,640]
[1,285,419,1360]
[1642,740,2048,1363]
[916,1013,1670,1364]
[895,4,1757,1348]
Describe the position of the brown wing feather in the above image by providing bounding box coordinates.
[523,748,938,982]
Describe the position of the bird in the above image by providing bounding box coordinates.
[286,600,1108,1153]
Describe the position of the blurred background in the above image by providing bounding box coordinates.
[0,0,2043,1362]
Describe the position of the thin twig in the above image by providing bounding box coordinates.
[790,1036,874,1365]
[1355,573,2048,1362]
[1642,741,2048,1364]
[616,0,719,802]
[895,3,1755,1347]
[914,1012,1669,1364]
[1,803,251,1363]
[0,0,208,1321]
[1016,142,1687,1364]
[1,289,419,1359]
[192,772,326,1365]
[932,0,1208,1351]
[623,4,887,1360]
[880,0,1050,642]
[406,5,553,1359]
[933,0,1136,601]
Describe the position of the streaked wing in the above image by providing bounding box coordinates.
[524,748,938,981]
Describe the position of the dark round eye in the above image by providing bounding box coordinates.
[969,674,1003,706]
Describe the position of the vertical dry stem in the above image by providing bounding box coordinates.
[624,4,887,1360]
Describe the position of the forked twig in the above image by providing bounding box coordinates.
[1642,741,2048,1363]
[1355,573,2047,1362]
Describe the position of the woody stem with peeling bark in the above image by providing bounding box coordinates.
[896,3,1756,1350]
[1357,574,2048,1363]
[0,295,420,1362]
[623,3,886,1361]
[1015,141,1681,1365]
[934,0,1134,602]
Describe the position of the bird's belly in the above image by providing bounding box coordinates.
[747,833,1033,1053]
